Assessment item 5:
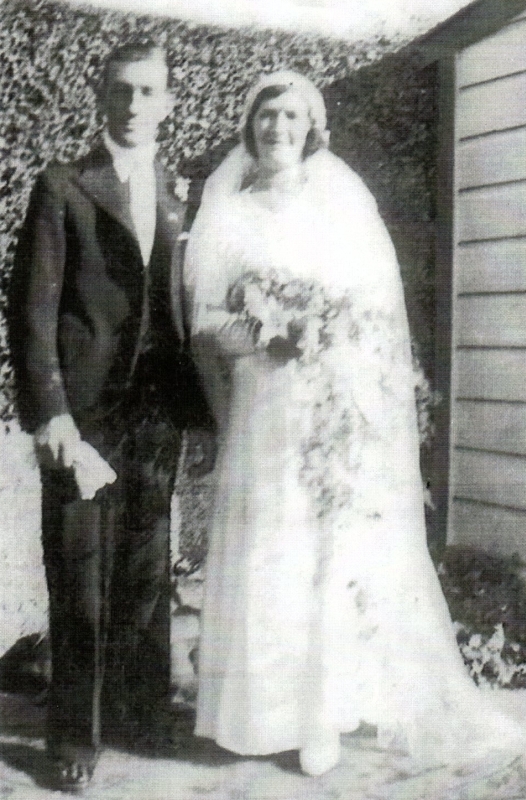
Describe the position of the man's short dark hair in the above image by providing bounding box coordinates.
[100,39,169,92]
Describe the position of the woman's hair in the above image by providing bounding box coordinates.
[242,84,326,161]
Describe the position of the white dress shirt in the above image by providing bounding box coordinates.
[103,131,157,265]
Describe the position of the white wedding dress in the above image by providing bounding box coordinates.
[185,148,526,770]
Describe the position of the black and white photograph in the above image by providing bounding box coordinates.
[2,0,526,797]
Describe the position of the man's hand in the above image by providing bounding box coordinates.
[34,413,117,499]
[35,413,83,467]
[185,428,217,479]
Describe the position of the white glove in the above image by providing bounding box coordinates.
[35,413,117,500]
[34,413,82,466]
[70,440,117,500]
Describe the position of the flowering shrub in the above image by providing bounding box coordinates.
[437,546,526,688]
[454,622,526,689]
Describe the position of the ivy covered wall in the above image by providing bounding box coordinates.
[0,0,405,420]
[0,0,437,422]
[0,0,440,652]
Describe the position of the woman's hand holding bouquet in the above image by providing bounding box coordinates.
[225,269,328,363]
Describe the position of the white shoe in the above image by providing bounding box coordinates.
[300,731,341,776]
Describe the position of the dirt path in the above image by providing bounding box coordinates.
[2,694,526,800]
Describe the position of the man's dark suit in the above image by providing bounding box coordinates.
[8,143,214,758]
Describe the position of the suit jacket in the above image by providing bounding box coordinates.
[9,143,213,433]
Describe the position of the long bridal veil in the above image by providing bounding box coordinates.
[184,140,526,770]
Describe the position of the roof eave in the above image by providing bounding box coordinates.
[413,0,526,65]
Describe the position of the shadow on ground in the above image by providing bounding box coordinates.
[0,740,53,791]
[0,691,256,791]
[3,692,526,800]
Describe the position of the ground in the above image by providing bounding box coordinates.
[3,692,526,800]
[4,430,526,799]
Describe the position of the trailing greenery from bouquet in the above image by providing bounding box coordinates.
[175,263,438,560]
[225,269,434,522]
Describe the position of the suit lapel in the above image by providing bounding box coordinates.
[154,162,187,343]
[75,146,185,253]
[75,146,187,343]
[75,145,137,243]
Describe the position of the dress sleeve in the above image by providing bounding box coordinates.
[184,201,230,333]
[183,188,249,429]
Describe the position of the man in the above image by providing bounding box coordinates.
[8,40,215,792]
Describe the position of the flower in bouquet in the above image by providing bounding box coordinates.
[225,269,340,362]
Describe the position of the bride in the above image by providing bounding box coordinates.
[183,70,525,777]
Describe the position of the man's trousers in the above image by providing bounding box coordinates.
[40,389,181,759]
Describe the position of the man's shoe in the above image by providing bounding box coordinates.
[48,743,98,793]
[52,758,95,793]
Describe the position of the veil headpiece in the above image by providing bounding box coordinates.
[240,70,327,137]
[201,70,329,204]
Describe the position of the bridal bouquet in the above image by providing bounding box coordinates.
[225,269,363,524]
[225,268,353,365]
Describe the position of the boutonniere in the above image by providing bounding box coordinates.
[174,175,190,203]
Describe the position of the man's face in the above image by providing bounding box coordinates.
[102,56,172,148]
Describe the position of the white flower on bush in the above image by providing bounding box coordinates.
[174,175,190,203]
[454,621,526,688]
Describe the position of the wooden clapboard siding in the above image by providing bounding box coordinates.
[448,14,526,552]
[456,350,526,401]
[457,182,526,241]
[456,239,526,293]
[456,294,526,346]
[456,401,526,455]
[452,449,526,509]
[450,498,526,556]
[457,127,526,189]
[456,71,526,139]
[456,15,526,87]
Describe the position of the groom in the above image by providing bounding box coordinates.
[9,40,215,791]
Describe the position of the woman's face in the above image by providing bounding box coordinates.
[252,89,312,171]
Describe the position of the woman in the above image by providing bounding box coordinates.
[184,71,525,777]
